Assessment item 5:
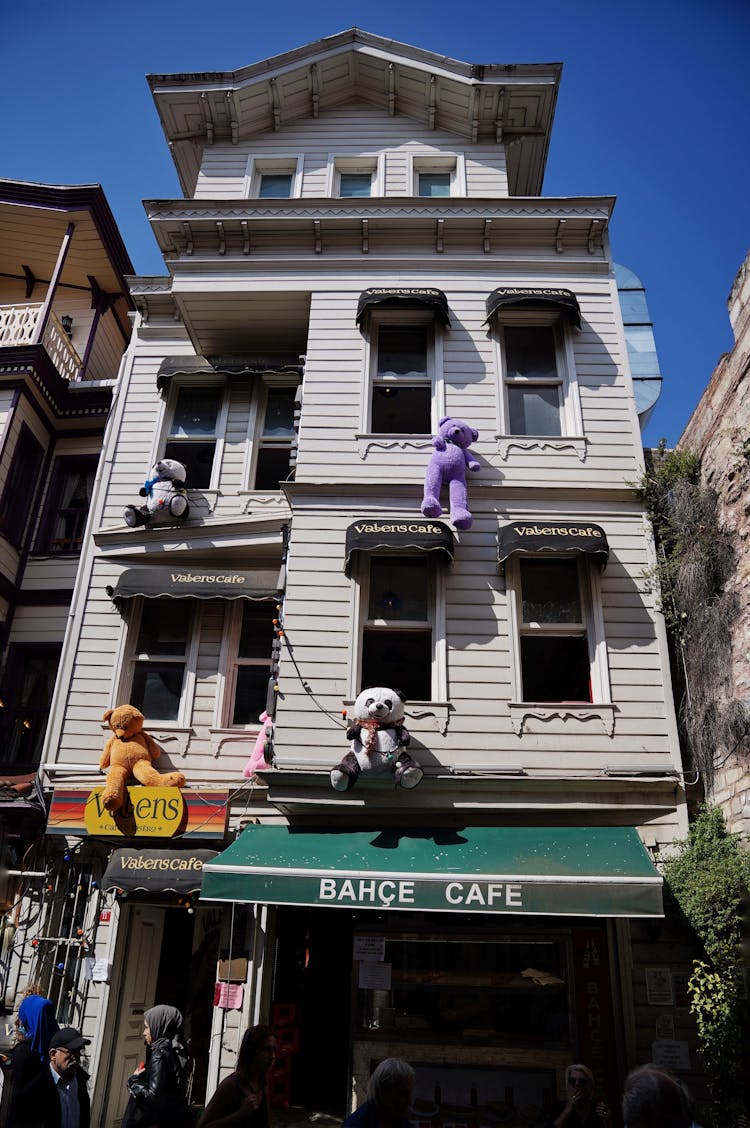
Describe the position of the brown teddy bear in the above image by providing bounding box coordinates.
[99,704,186,813]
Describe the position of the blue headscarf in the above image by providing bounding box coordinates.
[18,995,59,1062]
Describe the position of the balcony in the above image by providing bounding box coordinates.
[0,303,82,382]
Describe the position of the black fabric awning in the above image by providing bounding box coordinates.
[101,848,218,894]
[156,357,303,391]
[356,287,451,327]
[107,566,280,602]
[345,519,454,577]
[497,521,609,569]
[485,287,581,329]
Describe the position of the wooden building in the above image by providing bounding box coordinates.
[29,31,698,1126]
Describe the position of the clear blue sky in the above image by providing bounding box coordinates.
[4,0,748,447]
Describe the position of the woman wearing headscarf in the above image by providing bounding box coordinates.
[8,993,60,1127]
[121,1004,192,1127]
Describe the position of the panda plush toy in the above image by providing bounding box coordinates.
[330,686,424,791]
[124,458,190,528]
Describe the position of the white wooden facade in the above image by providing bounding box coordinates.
[27,31,698,1126]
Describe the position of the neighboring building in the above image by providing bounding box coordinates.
[678,249,750,836]
[0,180,132,1017]
[20,30,697,1124]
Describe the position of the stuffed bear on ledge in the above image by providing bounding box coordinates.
[124,458,189,528]
[330,687,423,791]
[421,416,479,530]
[99,704,186,813]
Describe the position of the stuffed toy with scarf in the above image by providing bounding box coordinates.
[330,687,423,791]
[124,458,189,528]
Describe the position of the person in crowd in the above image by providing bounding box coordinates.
[122,1004,192,1128]
[545,1064,611,1127]
[342,1057,415,1128]
[198,1023,277,1128]
[14,1025,91,1128]
[8,993,60,1125]
[621,1067,690,1128]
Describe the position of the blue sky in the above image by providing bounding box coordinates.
[4,0,748,446]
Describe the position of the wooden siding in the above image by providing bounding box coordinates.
[194,103,508,199]
[8,603,69,644]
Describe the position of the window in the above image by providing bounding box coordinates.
[246,157,303,199]
[369,319,433,434]
[252,386,297,490]
[0,646,61,766]
[163,385,224,490]
[514,558,593,703]
[0,425,44,548]
[328,155,382,198]
[129,599,193,722]
[419,172,451,197]
[35,456,97,553]
[360,556,433,702]
[224,601,276,725]
[495,313,583,441]
[410,155,465,197]
[259,174,292,198]
[340,172,372,198]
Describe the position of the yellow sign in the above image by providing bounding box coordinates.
[84,787,186,838]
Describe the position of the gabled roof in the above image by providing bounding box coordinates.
[148,28,561,198]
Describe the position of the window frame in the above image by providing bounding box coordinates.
[0,423,45,549]
[158,378,229,492]
[0,643,62,768]
[493,310,584,442]
[408,153,466,197]
[350,553,446,705]
[506,553,610,707]
[34,453,98,555]
[244,156,304,199]
[118,597,200,727]
[215,599,276,729]
[360,308,445,437]
[243,376,300,492]
[326,154,384,198]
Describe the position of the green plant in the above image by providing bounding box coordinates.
[661,805,750,1124]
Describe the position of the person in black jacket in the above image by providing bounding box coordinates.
[8,993,60,1127]
[122,1004,192,1128]
[14,1025,91,1128]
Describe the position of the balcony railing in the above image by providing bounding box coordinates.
[0,303,82,382]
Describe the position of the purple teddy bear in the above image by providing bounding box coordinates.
[421,416,480,530]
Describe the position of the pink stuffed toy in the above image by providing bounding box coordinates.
[421,416,479,530]
[243,711,274,777]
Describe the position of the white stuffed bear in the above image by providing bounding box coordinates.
[124,458,190,528]
[330,687,424,791]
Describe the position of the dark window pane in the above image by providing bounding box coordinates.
[0,650,60,766]
[171,387,219,436]
[371,386,431,434]
[232,667,270,725]
[520,635,591,702]
[259,174,292,198]
[254,447,292,490]
[136,600,190,656]
[521,560,582,623]
[377,327,427,378]
[361,629,431,702]
[418,172,451,197]
[340,173,372,197]
[163,440,216,489]
[368,558,428,621]
[0,427,44,546]
[263,388,296,438]
[507,386,561,436]
[131,663,185,720]
[238,602,276,659]
[50,466,94,552]
[504,326,558,380]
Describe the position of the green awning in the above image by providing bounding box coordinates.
[201,826,662,918]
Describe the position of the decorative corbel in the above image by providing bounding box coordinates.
[495,88,505,142]
[201,92,214,145]
[241,220,251,255]
[216,221,226,256]
[483,219,492,254]
[388,63,396,116]
[22,265,36,299]
[226,91,239,144]
[471,86,480,144]
[361,219,369,254]
[270,78,281,131]
[313,219,322,254]
[435,218,444,254]
[310,63,319,118]
[555,219,567,254]
[428,75,436,130]
[182,222,193,256]
[588,218,605,254]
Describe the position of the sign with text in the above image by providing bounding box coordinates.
[48,788,228,839]
[84,787,185,838]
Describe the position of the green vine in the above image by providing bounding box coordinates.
[661,805,750,1124]
[637,441,748,787]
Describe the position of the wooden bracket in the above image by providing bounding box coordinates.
[216,221,226,256]
[588,218,605,254]
[181,222,193,256]
[226,91,239,144]
[361,219,369,254]
[483,219,492,254]
[428,75,437,129]
[270,78,281,131]
[313,219,322,254]
[310,64,319,118]
[435,218,444,254]
[241,220,251,255]
[555,219,567,254]
[201,92,214,145]
[388,63,396,116]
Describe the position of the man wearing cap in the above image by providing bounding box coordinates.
[16,1025,91,1128]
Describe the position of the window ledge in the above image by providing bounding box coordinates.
[508,701,615,736]
[496,435,587,462]
[131,725,194,757]
[355,433,433,461]
[343,700,451,735]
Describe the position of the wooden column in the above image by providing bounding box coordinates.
[32,222,75,343]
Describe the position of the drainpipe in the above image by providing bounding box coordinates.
[33,223,75,343]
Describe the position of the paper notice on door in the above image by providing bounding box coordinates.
[358,961,392,990]
[213,981,244,1009]
[84,958,112,982]
[354,936,386,962]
